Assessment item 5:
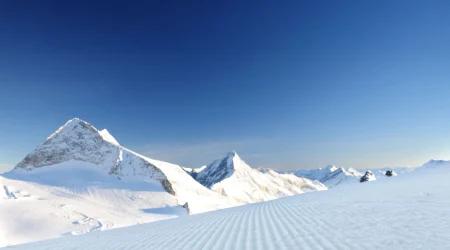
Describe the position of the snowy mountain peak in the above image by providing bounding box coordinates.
[224,151,246,167]
[99,129,120,146]
[226,150,237,157]
[337,167,346,172]
[46,118,96,141]
[195,152,326,203]
[15,118,120,170]
[325,165,338,171]
[194,151,249,188]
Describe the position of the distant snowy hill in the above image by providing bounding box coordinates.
[421,159,450,169]
[0,118,238,247]
[295,164,419,188]
[194,151,326,203]
[294,165,363,188]
[295,165,340,181]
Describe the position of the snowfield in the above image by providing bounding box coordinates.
[7,163,450,250]
[0,162,186,247]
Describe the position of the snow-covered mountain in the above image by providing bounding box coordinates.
[1,118,239,247]
[295,164,420,188]
[294,165,363,188]
[194,151,327,203]
[3,117,443,248]
[16,157,450,250]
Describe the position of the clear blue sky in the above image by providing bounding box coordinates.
[1,1,450,172]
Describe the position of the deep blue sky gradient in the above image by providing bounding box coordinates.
[1,1,450,171]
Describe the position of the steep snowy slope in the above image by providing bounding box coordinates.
[194,151,326,203]
[1,118,238,247]
[13,160,450,250]
[295,165,363,188]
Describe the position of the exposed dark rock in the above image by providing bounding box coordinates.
[162,179,176,195]
[385,170,397,177]
[182,202,190,214]
[360,171,375,183]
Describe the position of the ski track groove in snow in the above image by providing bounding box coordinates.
[270,198,303,248]
[163,215,213,249]
[177,215,216,250]
[281,199,327,250]
[198,210,237,250]
[297,201,348,250]
[259,202,273,249]
[296,201,342,250]
[212,208,241,249]
[181,212,225,250]
[251,203,264,250]
[265,200,284,249]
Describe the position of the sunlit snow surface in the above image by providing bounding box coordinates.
[8,165,450,250]
[0,162,186,247]
[0,118,325,247]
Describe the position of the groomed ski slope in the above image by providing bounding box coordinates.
[8,165,450,249]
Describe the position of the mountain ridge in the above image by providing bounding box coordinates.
[194,151,327,203]
[12,118,239,213]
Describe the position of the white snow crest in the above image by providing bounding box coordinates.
[99,129,120,146]
[195,151,326,203]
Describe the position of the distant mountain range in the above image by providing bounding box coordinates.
[293,164,421,187]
